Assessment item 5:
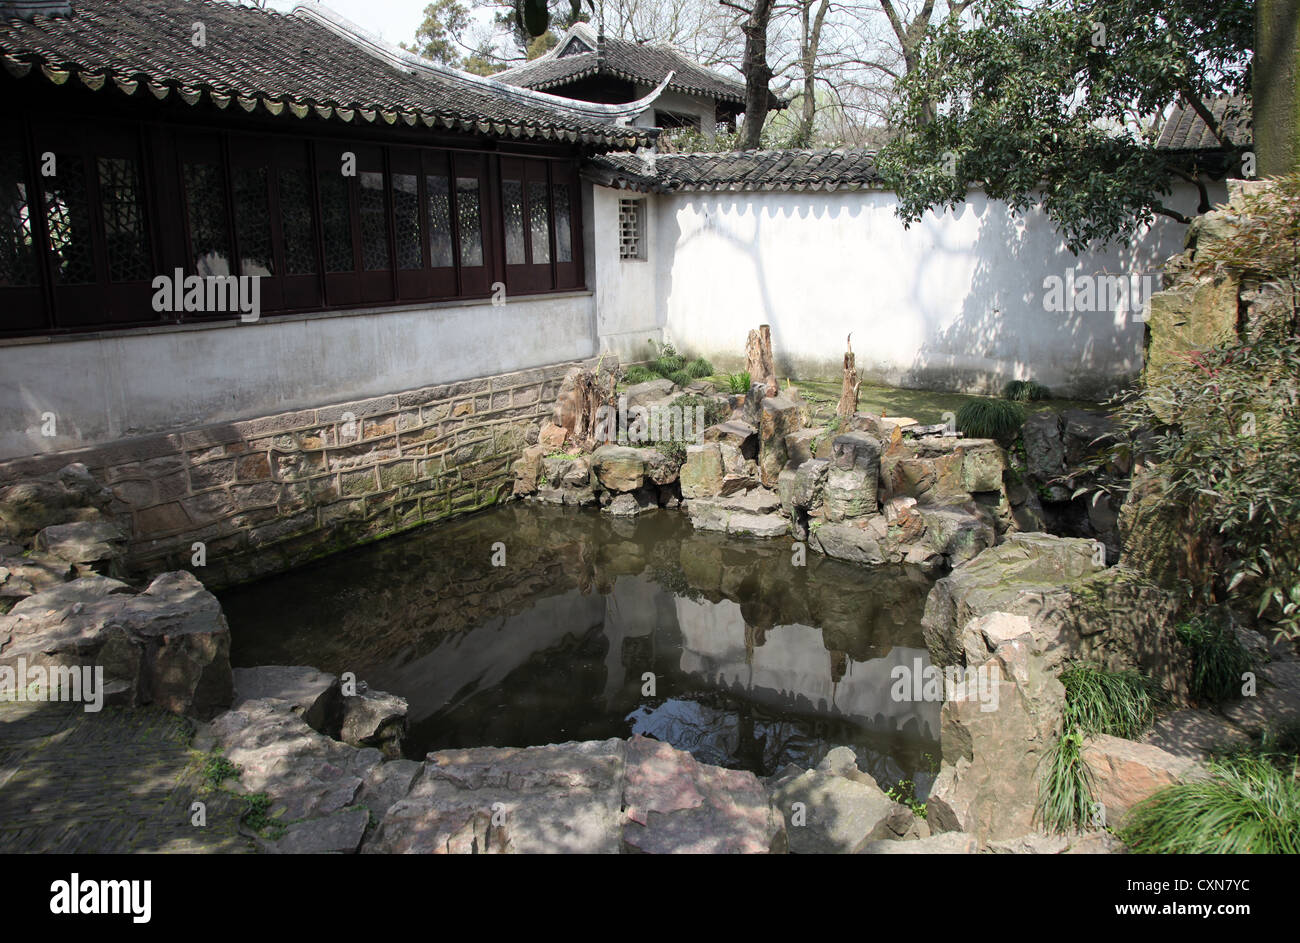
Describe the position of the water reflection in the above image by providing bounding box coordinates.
[221,504,941,789]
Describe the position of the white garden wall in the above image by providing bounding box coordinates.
[594,179,1225,399]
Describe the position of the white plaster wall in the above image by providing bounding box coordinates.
[631,86,718,141]
[0,293,594,460]
[654,182,1224,398]
[590,183,663,364]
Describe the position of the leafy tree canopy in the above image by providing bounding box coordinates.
[876,0,1254,252]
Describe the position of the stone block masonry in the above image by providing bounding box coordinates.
[0,359,598,588]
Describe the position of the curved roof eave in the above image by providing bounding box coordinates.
[293,3,670,126]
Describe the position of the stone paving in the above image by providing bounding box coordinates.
[0,701,252,853]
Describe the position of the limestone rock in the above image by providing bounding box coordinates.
[679,443,724,498]
[926,635,1065,843]
[624,736,785,854]
[341,685,409,758]
[233,665,343,736]
[34,520,128,569]
[0,571,232,718]
[590,445,646,493]
[770,766,911,853]
[624,378,675,410]
[0,463,114,543]
[206,699,383,822]
[758,397,802,488]
[1082,734,1206,826]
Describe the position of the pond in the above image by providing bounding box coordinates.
[219,503,943,796]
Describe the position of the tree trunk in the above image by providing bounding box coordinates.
[745,325,778,396]
[836,334,860,420]
[1257,0,1300,176]
[739,0,776,150]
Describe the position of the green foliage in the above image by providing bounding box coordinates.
[686,357,714,379]
[623,365,660,385]
[885,779,927,819]
[726,371,752,394]
[1002,379,1051,402]
[202,753,240,791]
[1176,613,1254,703]
[674,394,731,430]
[877,0,1252,251]
[955,399,1025,441]
[1059,663,1157,739]
[1120,753,1300,854]
[657,439,686,466]
[655,354,686,376]
[667,369,693,388]
[242,792,285,839]
[1111,198,1300,639]
[1036,727,1096,833]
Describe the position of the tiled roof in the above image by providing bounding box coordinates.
[0,0,654,149]
[498,22,782,111]
[1156,95,1252,150]
[584,148,882,193]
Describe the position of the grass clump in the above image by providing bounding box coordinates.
[1039,663,1160,833]
[1059,663,1157,739]
[667,369,693,388]
[956,398,1026,441]
[623,364,660,385]
[1176,613,1254,703]
[686,357,714,379]
[1037,728,1096,833]
[1002,379,1052,402]
[726,371,752,394]
[1120,752,1300,854]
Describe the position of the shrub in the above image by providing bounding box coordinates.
[1059,663,1157,739]
[956,399,1025,440]
[623,365,659,385]
[1002,379,1051,401]
[1120,753,1300,854]
[686,357,714,379]
[726,371,752,394]
[667,369,693,388]
[1176,613,1254,703]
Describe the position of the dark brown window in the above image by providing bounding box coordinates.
[1,116,585,336]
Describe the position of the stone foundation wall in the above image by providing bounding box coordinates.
[0,358,596,587]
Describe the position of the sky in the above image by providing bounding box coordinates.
[266,0,435,45]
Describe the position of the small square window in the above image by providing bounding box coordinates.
[618,198,645,261]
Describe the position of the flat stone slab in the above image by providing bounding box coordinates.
[860,832,978,854]
[622,736,784,854]
[233,665,341,735]
[1218,661,1300,735]
[33,520,128,565]
[265,807,369,854]
[1143,708,1251,759]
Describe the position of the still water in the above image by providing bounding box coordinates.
[220,503,942,794]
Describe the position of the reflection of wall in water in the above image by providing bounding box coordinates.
[674,597,940,740]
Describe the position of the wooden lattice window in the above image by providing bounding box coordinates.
[618,198,644,260]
